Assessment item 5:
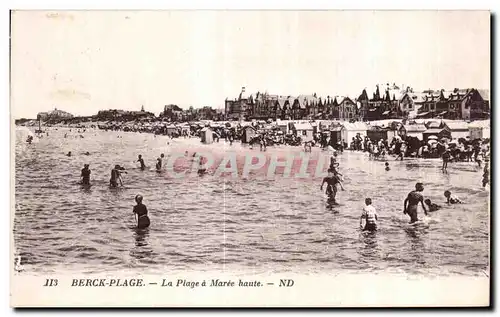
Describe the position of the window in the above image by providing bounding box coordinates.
[302,130,307,136]
[408,104,413,110]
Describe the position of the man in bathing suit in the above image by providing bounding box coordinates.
[110,165,127,187]
[320,175,341,204]
[137,154,146,170]
[360,198,378,231]
[328,157,345,191]
[80,164,91,185]
[403,182,428,223]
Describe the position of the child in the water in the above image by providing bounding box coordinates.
[444,190,462,204]
[424,199,441,212]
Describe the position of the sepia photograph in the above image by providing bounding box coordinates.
[10,9,491,307]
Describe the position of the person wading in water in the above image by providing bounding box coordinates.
[137,154,146,170]
[110,165,127,187]
[320,175,342,204]
[133,195,150,229]
[80,164,91,185]
[403,182,428,224]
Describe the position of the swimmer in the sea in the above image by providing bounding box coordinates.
[80,164,91,185]
[133,195,150,229]
[403,182,428,224]
[442,149,451,171]
[84,151,90,156]
[424,199,441,212]
[385,162,390,171]
[320,175,341,204]
[328,158,345,191]
[360,198,378,231]
[66,151,72,157]
[110,164,127,187]
[156,158,162,171]
[137,155,146,170]
[444,190,462,204]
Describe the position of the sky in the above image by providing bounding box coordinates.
[10,10,490,118]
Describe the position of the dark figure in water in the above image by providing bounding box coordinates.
[156,153,165,171]
[110,164,127,187]
[424,199,441,212]
[137,155,146,170]
[26,135,33,144]
[385,162,390,171]
[442,149,451,171]
[403,182,428,224]
[394,140,403,161]
[66,151,72,157]
[84,151,90,156]
[320,175,341,204]
[80,164,91,185]
[133,195,150,229]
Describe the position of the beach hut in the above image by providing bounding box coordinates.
[292,122,314,142]
[468,120,490,140]
[275,120,289,134]
[200,127,214,144]
[423,127,452,142]
[445,121,470,139]
[400,124,426,140]
[165,125,178,136]
[341,122,368,144]
[241,126,257,144]
[329,126,344,144]
[366,125,395,141]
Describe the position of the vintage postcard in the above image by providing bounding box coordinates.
[10,10,490,307]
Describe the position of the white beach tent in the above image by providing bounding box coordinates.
[341,122,369,144]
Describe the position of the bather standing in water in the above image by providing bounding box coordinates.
[403,182,428,223]
[320,175,341,204]
[110,164,127,187]
[328,157,345,191]
[442,149,451,171]
[137,155,146,170]
[133,195,150,229]
[80,164,91,185]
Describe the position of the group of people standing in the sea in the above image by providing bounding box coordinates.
[319,146,470,232]
[25,127,486,232]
